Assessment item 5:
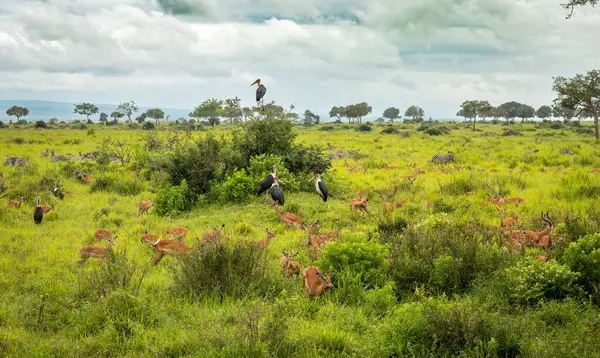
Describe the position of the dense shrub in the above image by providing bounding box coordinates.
[357,124,372,132]
[318,240,387,286]
[505,260,580,306]
[319,125,335,131]
[233,117,296,162]
[34,120,48,129]
[142,121,155,130]
[285,144,332,176]
[153,179,193,216]
[502,129,523,136]
[562,233,600,301]
[380,126,399,134]
[219,168,255,203]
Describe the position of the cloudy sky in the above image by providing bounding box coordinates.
[0,0,598,119]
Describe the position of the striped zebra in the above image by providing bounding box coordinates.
[431,152,454,164]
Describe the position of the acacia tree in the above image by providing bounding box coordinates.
[73,102,99,121]
[329,106,346,123]
[458,100,492,130]
[190,98,223,127]
[110,111,124,122]
[536,105,552,120]
[145,108,165,127]
[222,97,243,123]
[303,110,320,126]
[517,104,536,123]
[404,105,424,123]
[498,101,522,123]
[562,0,598,19]
[99,112,108,124]
[345,102,372,124]
[553,69,600,139]
[382,107,401,122]
[6,105,29,121]
[116,101,139,123]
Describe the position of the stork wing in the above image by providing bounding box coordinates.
[318,181,328,202]
[256,85,267,102]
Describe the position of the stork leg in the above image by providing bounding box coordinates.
[265,188,271,204]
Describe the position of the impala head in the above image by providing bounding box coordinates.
[20,196,24,201]
[541,211,554,229]
[316,269,334,288]
[268,201,278,209]
[266,228,276,237]
[251,78,261,86]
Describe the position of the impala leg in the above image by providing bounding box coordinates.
[152,251,164,266]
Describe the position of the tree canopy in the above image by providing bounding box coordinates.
[562,0,598,19]
[382,107,401,122]
[328,106,346,122]
[517,104,535,122]
[6,105,29,121]
[145,108,165,126]
[345,102,372,124]
[457,100,492,130]
[222,97,243,123]
[536,105,552,120]
[73,102,99,121]
[303,110,320,126]
[190,98,224,127]
[553,69,600,139]
[404,105,424,122]
[116,101,139,123]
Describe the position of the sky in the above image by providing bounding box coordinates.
[0,0,598,119]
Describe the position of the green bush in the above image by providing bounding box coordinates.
[284,144,331,176]
[153,179,193,216]
[233,117,296,163]
[505,260,580,306]
[318,240,387,287]
[502,129,522,136]
[34,120,48,129]
[357,124,372,132]
[380,127,399,134]
[562,233,600,300]
[219,168,254,203]
[142,121,155,130]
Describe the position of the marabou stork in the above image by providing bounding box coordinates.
[257,165,284,203]
[34,196,43,224]
[310,174,328,202]
[270,177,285,206]
[251,78,267,105]
[53,182,64,200]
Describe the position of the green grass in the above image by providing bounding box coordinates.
[1,121,600,357]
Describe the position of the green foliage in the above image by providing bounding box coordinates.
[506,260,580,306]
[73,102,99,120]
[190,98,223,126]
[141,121,155,130]
[553,69,600,139]
[90,173,144,196]
[380,126,399,134]
[219,168,254,203]
[248,154,299,191]
[382,107,400,121]
[562,233,600,300]
[284,144,332,176]
[356,124,372,132]
[318,239,387,286]
[6,105,29,120]
[154,179,192,216]
[34,120,47,129]
[404,105,425,122]
[234,117,296,162]
[502,128,523,136]
[116,101,138,122]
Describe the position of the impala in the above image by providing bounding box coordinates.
[497,208,519,228]
[138,198,154,215]
[8,196,24,208]
[140,232,159,244]
[40,203,54,214]
[302,266,333,298]
[280,251,301,278]
[78,171,93,184]
[167,225,188,242]
[151,238,196,266]
[268,202,303,229]
[350,197,370,216]
[94,229,116,242]
[79,236,115,264]
[201,224,225,244]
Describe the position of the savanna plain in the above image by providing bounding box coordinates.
[1,118,600,357]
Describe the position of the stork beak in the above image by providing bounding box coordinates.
[251,79,260,86]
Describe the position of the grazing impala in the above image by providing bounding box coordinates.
[40,203,54,214]
[94,229,116,242]
[522,212,554,255]
[350,197,370,216]
[78,171,93,184]
[8,196,24,208]
[302,266,333,298]
[138,198,154,215]
[201,224,225,244]
[280,251,301,278]
[151,238,196,266]
[167,226,188,242]
[268,202,303,229]
[497,208,519,228]
[505,197,524,207]
[79,236,115,264]
[140,232,159,244]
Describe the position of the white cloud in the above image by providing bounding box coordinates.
[0,0,598,118]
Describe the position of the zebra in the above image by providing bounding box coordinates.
[559,148,574,155]
[431,152,454,164]
[14,158,29,166]
[4,156,17,166]
[50,150,68,162]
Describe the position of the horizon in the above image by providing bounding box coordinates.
[0,1,598,120]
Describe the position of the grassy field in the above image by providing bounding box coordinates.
[1,119,600,357]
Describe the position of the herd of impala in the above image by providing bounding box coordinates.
[4,152,561,298]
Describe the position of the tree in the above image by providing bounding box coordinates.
[382,107,401,122]
[135,113,147,123]
[329,106,346,122]
[490,107,505,120]
[145,108,165,127]
[6,106,29,121]
[536,105,552,120]
[517,104,535,122]
[190,98,223,127]
[99,112,108,124]
[553,69,600,139]
[562,0,598,19]
[303,110,320,126]
[458,100,493,130]
[345,102,372,124]
[552,104,574,120]
[73,102,99,121]
[110,111,124,122]
[222,97,243,123]
[116,101,139,123]
[498,101,522,122]
[404,105,425,122]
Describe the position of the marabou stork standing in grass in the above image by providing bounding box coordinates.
[270,177,284,206]
[251,78,267,105]
[53,182,64,200]
[310,174,328,202]
[34,196,43,224]
[257,165,284,203]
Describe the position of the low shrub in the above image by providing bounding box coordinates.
[153,179,193,216]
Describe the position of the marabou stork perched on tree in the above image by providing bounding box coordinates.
[270,177,285,206]
[310,174,328,202]
[34,196,43,224]
[251,78,267,105]
[53,182,64,200]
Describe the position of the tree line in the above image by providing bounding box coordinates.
[4,70,599,139]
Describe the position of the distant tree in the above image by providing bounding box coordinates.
[73,102,99,121]
[517,104,536,122]
[458,100,493,130]
[222,97,243,123]
[553,69,600,139]
[116,101,139,123]
[404,105,425,122]
[135,113,147,123]
[345,102,372,124]
[498,101,522,122]
[303,109,320,126]
[490,107,505,120]
[6,105,29,121]
[562,0,598,19]
[110,111,124,122]
[329,106,346,122]
[552,104,573,120]
[145,108,165,127]
[49,117,58,125]
[536,105,552,120]
[382,107,401,122]
[190,98,223,127]
[99,112,108,124]
[375,117,385,123]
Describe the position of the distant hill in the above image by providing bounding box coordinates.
[0,100,192,122]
